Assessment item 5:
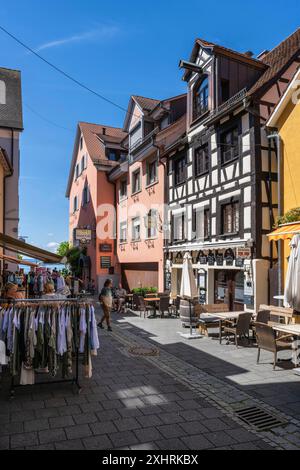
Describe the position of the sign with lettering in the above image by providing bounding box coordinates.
[75,229,92,242]
[207,251,216,266]
[225,249,235,266]
[236,247,251,259]
[99,243,113,253]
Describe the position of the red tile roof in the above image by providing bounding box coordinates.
[132,95,161,113]
[78,122,127,161]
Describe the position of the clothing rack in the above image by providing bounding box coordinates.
[0,298,93,399]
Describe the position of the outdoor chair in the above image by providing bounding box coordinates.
[251,310,270,340]
[132,293,140,310]
[158,296,171,318]
[255,322,294,370]
[169,296,181,318]
[138,296,154,318]
[223,312,253,348]
[198,303,229,336]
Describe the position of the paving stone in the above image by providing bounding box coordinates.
[21,400,45,411]
[24,418,50,432]
[11,432,39,449]
[109,431,139,448]
[199,407,224,419]
[83,434,112,450]
[137,414,162,428]
[179,420,207,435]
[157,423,186,439]
[80,402,104,414]
[10,410,36,422]
[0,436,9,450]
[204,418,231,432]
[121,398,145,409]
[0,422,24,436]
[131,442,160,450]
[156,438,188,450]
[96,409,121,422]
[118,407,143,418]
[90,421,118,435]
[73,413,98,425]
[231,442,263,450]
[65,424,92,440]
[114,417,141,432]
[55,439,85,450]
[206,431,238,447]
[49,415,75,429]
[226,428,261,444]
[182,434,214,450]
[26,444,55,450]
[39,428,66,445]
[35,408,59,419]
[133,426,162,443]
[44,398,66,408]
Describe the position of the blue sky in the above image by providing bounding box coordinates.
[1,0,299,252]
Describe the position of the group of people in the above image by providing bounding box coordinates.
[98,280,127,332]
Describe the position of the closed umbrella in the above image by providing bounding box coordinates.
[180,253,201,339]
[284,234,300,311]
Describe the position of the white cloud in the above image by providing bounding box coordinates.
[47,241,59,252]
[48,233,54,237]
[35,25,120,52]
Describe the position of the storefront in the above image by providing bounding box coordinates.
[166,244,259,311]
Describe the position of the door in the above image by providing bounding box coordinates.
[214,270,244,311]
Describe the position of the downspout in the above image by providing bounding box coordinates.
[267,131,282,303]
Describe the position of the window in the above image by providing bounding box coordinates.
[132,217,141,241]
[80,137,83,151]
[195,145,209,176]
[146,209,158,239]
[108,152,117,161]
[193,77,209,120]
[120,222,127,243]
[73,196,78,213]
[101,256,111,269]
[81,155,86,173]
[221,201,240,235]
[193,208,210,240]
[0,80,6,105]
[174,155,186,186]
[147,160,157,186]
[75,163,79,180]
[172,212,186,242]
[220,79,230,104]
[82,185,90,205]
[132,170,141,194]
[221,127,239,164]
[120,179,127,199]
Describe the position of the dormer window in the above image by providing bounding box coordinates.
[0,80,6,105]
[193,76,209,121]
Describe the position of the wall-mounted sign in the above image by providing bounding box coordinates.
[198,251,208,265]
[207,251,216,266]
[236,247,251,259]
[225,248,235,266]
[100,256,111,269]
[99,243,113,253]
[235,258,245,268]
[75,228,92,242]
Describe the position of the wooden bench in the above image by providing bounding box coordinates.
[198,304,229,336]
[259,304,294,325]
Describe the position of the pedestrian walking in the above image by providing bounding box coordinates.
[98,279,113,332]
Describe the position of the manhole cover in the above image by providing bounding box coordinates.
[128,346,160,357]
[236,406,287,431]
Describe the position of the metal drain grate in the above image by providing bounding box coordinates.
[236,407,287,431]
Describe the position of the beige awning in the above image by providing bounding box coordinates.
[0,253,38,268]
[0,233,62,264]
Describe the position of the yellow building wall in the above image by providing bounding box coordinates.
[277,99,300,279]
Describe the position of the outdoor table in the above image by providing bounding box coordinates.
[272,323,300,366]
[144,297,160,318]
[204,311,248,343]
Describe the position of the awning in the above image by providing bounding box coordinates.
[267,222,300,241]
[0,233,62,264]
[0,254,38,268]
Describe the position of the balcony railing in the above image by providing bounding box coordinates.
[209,88,247,121]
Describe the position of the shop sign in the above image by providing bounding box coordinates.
[225,249,235,266]
[236,247,251,259]
[75,229,92,242]
[207,251,216,266]
[99,243,112,253]
[216,252,224,266]
[198,251,207,265]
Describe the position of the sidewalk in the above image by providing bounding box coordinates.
[0,306,273,450]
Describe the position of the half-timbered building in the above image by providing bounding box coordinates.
[166,29,300,311]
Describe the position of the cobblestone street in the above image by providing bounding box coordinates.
[0,307,278,451]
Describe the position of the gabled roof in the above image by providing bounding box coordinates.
[266,67,300,127]
[248,28,300,97]
[132,95,161,113]
[66,121,127,197]
[0,67,23,130]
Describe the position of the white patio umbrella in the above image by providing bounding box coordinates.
[284,234,300,311]
[179,252,201,339]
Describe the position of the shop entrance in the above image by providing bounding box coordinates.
[214,270,244,311]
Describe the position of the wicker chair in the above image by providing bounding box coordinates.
[138,296,154,318]
[169,296,181,318]
[255,322,293,370]
[223,312,253,348]
[158,296,171,318]
[252,310,271,340]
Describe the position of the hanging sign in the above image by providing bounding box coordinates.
[75,229,92,242]
[198,251,208,265]
[216,252,224,266]
[207,251,216,266]
[225,248,235,266]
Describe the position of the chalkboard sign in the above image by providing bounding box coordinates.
[225,249,235,266]
[216,252,224,266]
[207,251,216,266]
[235,257,245,268]
[99,244,112,253]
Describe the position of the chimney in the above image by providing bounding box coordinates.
[244,51,254,58]
[102,127,106,135]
